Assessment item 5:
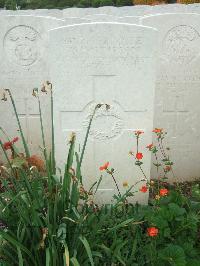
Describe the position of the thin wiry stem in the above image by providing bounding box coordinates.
[50,85,56,174]
[6,89,30,158]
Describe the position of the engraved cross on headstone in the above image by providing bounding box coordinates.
[163,87,189,139]
[60,75,147,139]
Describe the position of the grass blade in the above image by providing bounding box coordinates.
[46,248,50,266]
[17,247,23,266]
[70,257,80,266]
[79,236,94,266]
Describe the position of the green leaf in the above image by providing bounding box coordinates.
[0,230,35,264]
[164,161,173,166]
[152,147,158,153]
[135,161,143,166]
[46,248,50,266]
[153,163,161,167]
[79,236,94,266]
[168,203,186,217]
[107,218,136,232]
[70,257,80,266]
[63,242,69,266]
[158,244,186,266]
[17,247,23,266]
[57,223,67,241]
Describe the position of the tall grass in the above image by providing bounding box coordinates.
[0,87,105,266]
[1,86,199,266]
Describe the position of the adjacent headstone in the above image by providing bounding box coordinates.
[0,15,64,156]
[187,3,200,14]
[118,6,152,16]
[0,9,63,18]
[49,22,157,204]
[141,13,200,181]
[150,4,187,14]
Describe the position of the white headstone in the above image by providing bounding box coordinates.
[141,13,200,181]
[150,4,187,14]
[117,16,141,24]
[0,9,63,18]
[84,14,120,22]
[0,15,64,156]
[97,6,121,15]
[64,17,91,25]
[49,22,157,204]
[63,7,119,17]
[118,6,152,16]
[187,3,200,14]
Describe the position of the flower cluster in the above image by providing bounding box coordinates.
[3,137,19,150]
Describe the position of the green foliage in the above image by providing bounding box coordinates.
[91,0,100,7]
[158,244,186,266]
[99,0,114,6]
[0,0,5,7]
[116,0,132,6]
[4,0,16,9]
[0,89,199,265]
[76,0,92,7]
[0,0,134,9]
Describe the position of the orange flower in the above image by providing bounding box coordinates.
[147,227,158,237]
[140,185,148,193]
[152,128,163,133]
[136,152,143,160]
[3,141,12,150]
[99,162,109,171]
[134,130,144,136]
[159,188,169,197]
[3,137,19,150]
[146,143,153,150]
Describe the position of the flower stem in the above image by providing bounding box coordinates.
[50,86,56,174]
[6,89,30,158]
[109,171,121,197]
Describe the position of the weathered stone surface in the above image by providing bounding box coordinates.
[150,4,187,14]
[63,7,119,17]
[117,16,141,24]
[84,14,120,22]
[118,6,152,16]
[187,4,200,13]
[0,15,64,156]
[0,9,63,18]
[141,13,200,181]
[64,17,91,24]
[49,22,157,204]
